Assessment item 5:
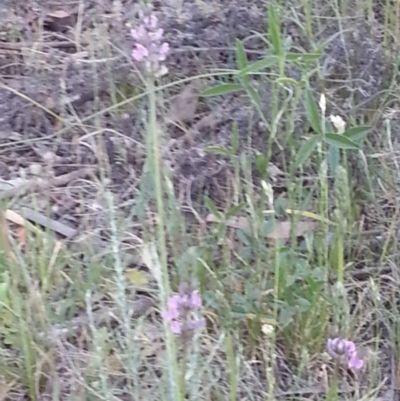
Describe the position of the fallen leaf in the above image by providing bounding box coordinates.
[266,220,316,239]
[19,208,77,239]
[205,214,316,239]
[268,162,285,183]
[4,208,77,239]
[167,79,202,124]
[125,269,148,287]
[15,225,26,249]
[0,211,15,261]
[47,10,71,19]
[45,10,76,32]
[4,209,25,226]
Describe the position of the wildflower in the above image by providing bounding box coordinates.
[132,43,149,62]
[330,115,346,134]
[327,338,364,370]
[130,10,169,77]
[162,286,205,335]
[261,323,274,336]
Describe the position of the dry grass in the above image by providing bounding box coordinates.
[1,0,400,400]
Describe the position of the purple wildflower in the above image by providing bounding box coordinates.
[162,288,205,335]
[130,10,169,77]
[327,338,364,370]
[132,43,149,62]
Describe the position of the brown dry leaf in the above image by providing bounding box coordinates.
[205,214,316,239]
[48,241,64,273]
[4,208,76,239]
[267,221,316,239]
[167,79,202,124]
[3,209,25,226]
[268,162,285,183]
[18,208,77,238]
[0,211,15,261]
[4,210,28,252]
[45,9,76,32]
[15,225,26,249]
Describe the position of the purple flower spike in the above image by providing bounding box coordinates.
[132,43,149,62]
[130,10,169,77]
[143,15,158,30]
[189,291,202,309]
[189,318,206,330]
[162,287,205,335]
[170,320,183,334]
[327,337,364,370]
[348,353,364,370]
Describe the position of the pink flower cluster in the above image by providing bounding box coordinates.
[327,338,364,370]
[162,289,206,335]
[131,13,169,77]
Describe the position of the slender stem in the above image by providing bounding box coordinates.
[327,362,339,401]
[147,78,182,401]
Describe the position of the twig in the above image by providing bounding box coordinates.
[0,41,82,52]
[0,168,93,201]
[18,208,77,239]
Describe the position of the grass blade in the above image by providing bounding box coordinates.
[325,133,359,149]
[304,89,322,134]
[201,84,243,97]
[295,135,321,167]
[268,4,282,56]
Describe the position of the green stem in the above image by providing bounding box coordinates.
[147,78,182,401]
[327,362,339,401]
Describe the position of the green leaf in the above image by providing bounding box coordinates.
[343,125,371,142]
[325,133,359,149]
[125,269,148,287]
[279,306,295,327]
[243,82,261,108]
[226,203,246,220]
[286,52,321,62]
[295,135,321,167]
[255,153,268,175]
[204,196,221,218]
[276,77,300,86]
[203,146,232,156]
[235,39,248,71]
[201,84,242,97]
[268,5,282,56]
[327,145,340,175]
[304,89,322,134]
[242,56,277,74]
